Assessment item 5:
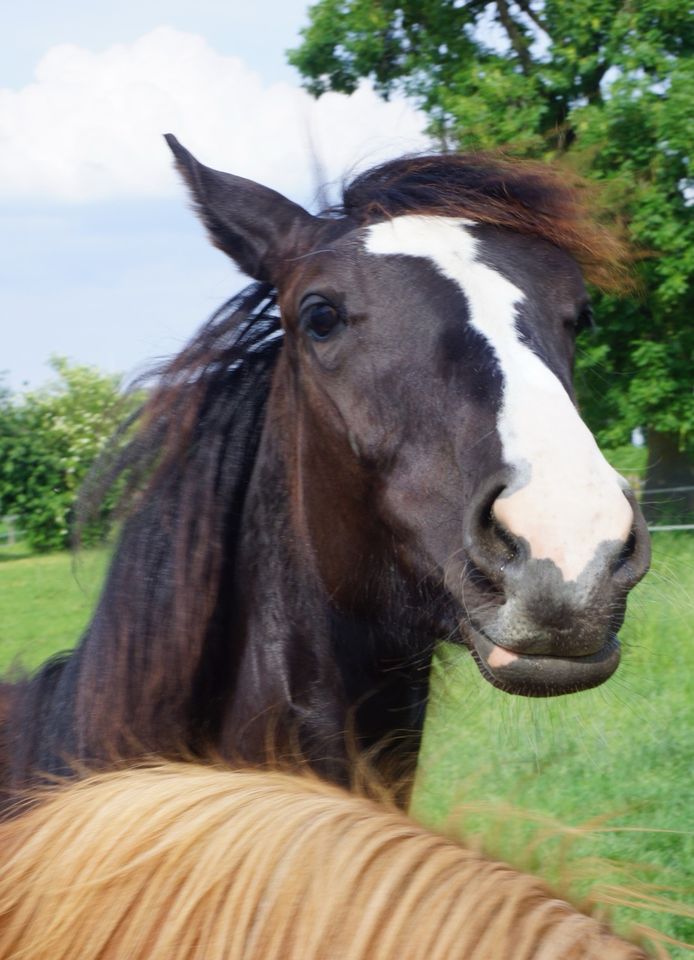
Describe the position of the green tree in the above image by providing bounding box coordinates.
[290,0,694,510]
[0,358,138,552]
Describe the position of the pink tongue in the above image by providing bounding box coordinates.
[487,644,520,668]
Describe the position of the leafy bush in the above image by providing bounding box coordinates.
[0,358,140,552]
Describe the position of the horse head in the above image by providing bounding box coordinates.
[167,137,650,701]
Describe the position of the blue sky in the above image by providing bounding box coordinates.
[2,2,427,391]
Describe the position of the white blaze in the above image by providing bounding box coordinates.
[365,215,633,582]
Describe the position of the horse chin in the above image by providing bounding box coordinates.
[460,624,621,697]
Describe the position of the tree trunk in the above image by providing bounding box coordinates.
[642,431,694,526]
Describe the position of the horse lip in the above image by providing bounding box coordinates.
[460,623,621,697]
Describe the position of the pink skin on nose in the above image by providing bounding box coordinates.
[487,644,519,668]
[491,398,635,583]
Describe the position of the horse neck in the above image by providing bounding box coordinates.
[217,411,343,775]
[3,367,432,791]
[220,396,433,783]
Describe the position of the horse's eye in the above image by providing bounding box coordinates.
[573,304,594,334]
[300,297,343,342]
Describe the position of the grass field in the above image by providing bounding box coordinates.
[0,544,109,672]
[0,533,692,954]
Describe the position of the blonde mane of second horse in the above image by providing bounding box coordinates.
[0,762,649,960]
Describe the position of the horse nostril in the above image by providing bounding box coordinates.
[463,470,528,585]
[607,487,651,585]
[613,528,636,572]
[492,517,521,564]
[479,485,505,532]
[611,511,651,588]
[465,480,523,581]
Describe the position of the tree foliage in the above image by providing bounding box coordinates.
[290,0,694,464]
[0,358,138,552]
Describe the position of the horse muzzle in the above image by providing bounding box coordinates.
[463,620,622,696]
[455,560,635,696]
[453,479,651,696]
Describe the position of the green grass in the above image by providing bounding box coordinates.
[0,545,109,672]
[0,533,691,954]
[413,533,694,956]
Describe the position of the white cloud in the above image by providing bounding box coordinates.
[0,26,429,206]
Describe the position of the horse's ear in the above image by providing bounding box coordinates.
[165,134,316,282]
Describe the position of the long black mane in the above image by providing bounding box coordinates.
[5,283,283,783]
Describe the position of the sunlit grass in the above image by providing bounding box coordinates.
[0,545,109,673]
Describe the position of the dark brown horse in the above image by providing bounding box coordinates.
[0,141,650,793]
